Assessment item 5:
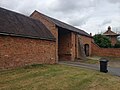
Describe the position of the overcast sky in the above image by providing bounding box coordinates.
[0,0,120,35]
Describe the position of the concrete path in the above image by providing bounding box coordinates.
[59,61,120,77]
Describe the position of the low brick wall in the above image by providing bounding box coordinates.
[0,35,56,69]
[91,42,120,57]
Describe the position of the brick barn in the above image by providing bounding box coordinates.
[0,7,93,69]
[30,10,93,62]
[0,7,56,69]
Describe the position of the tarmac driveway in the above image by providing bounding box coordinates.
[59,61,120,77]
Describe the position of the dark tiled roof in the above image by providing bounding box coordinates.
[0,7,55,41]
[103,30,118,36]
[103,26,120,36]
[31,11,92,38]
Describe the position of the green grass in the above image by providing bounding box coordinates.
[107,57,120,61]
[80,59,99,64]
[0,64,120,90]
[78,56,120,68]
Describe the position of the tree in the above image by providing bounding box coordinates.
[93,34,112,48]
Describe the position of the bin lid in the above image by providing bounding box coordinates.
[99,58,109,62]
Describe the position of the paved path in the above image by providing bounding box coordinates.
[59,61,120,77]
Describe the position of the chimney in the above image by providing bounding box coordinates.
[108,26,111,31]
[90,33,92,36]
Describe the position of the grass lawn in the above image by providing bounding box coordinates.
[79,58,99,64]
[0,64,120,90]
[79,56,120,68]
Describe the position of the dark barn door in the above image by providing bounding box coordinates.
[84,44,89,56]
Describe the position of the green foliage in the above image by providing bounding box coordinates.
[93,34,112,48]
[114,41,120,48]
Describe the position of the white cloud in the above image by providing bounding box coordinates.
[0,0,120,35]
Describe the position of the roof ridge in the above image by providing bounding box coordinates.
[34,10,83,30]
[0,7,43,24]
[32,10,92,38]
[103,29,117,35]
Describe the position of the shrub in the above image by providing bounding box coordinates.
[93,34,112,48]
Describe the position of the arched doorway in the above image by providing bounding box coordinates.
[84,44,89,56]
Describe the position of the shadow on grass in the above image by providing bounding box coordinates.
[23,64,45,69]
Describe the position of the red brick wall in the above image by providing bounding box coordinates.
[0,36,56,69]
[75,34,84,59]
[110,36,117,46]
[75,34,78,58]
[31,12,76,61]
[30,11,92,61]
[58,32,76,61]
[58,32,71,60]
[91,42,120,57]
[30,11,58,62]
[71,32,76,61]
[80,35,92,56]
